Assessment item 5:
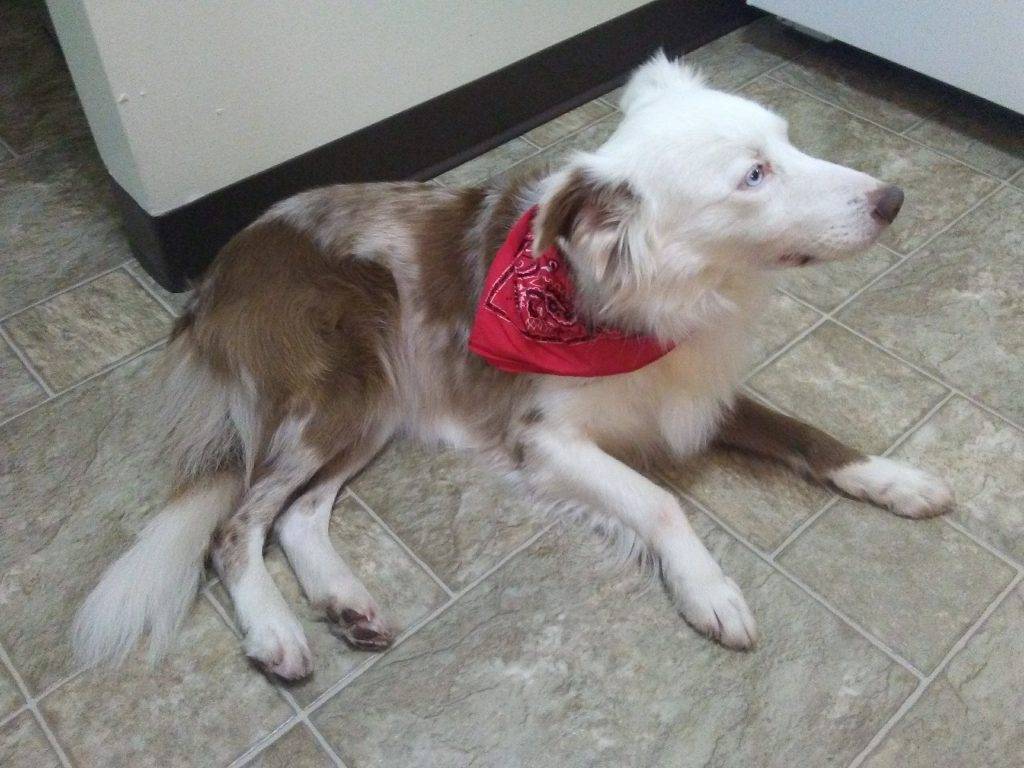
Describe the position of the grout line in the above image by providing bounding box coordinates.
[225,716,301,768]
[847,570,1023,767]
[519,135,542,150]
[202,588,354,767]
[761,74,1010,183]
[826,183,1007,317]
[302,520,557,716]
[749,183,1018,435]
[942,517,1024,574]
[743,314,827,383]
[344,489,456,598]
[659,475,925,679]
[49,338,168,398]
[122,262,181,318]
[0,703,29,729]
[0,338,167,430]
[827,318,1024,435]
[32,669,86,707]
[0,134,18,159]
[770,496,839,560]
[896,91,953,137]
[730,41,820,94]
[0,262,126,324]
[304,718,349,768]
[0,325,56,397]
[0,643,73,767]
[770,391,953,560]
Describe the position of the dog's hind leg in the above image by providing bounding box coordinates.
[211,425,325,680]
[524,428,757,650]
[275,434,395,651]
[714,395,952,518]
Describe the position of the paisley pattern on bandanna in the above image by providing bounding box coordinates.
[468,206,674,376]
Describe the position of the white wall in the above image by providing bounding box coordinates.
[46,1,647,215]
[750,0,1024,115]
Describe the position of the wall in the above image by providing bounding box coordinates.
[46,0,648,215]
[750,0,1024,115]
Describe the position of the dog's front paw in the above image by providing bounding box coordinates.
[243,614,313,681]
[830,456,953,518]
[673,572,758,650]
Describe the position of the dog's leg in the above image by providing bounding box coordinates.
[526,430,757,649]
[715,395,952,518]
[275,444,394,651]
[212,448,323,680]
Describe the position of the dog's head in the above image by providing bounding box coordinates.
[534,53,902,338]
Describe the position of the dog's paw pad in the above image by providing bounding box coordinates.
[328,606,394,651]
[830,456,953,518]
[675,574,758,650]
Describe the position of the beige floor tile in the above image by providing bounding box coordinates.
[0,712,60,768]
[779,244,899,312]
[742,78,998,254]
[41,599,293,768]
[772,43,950,131]
[314,518,916,768]
[684,17,818,92]
[662,448,832,552]
[0,137,132,317]
[4,269,170,391]
[749,290,820,365]
[213,495,447,707]
[351,440,548,591]
[748,322,948,455]
[523,99,614,148]
[779,501,1015,672]
[0,666,24,720]
[0,339,45,422]
[863,584,1024,768]
[435,138,538,187]
[891,397,1024,565]
[906,93,1024,179]
[838,186,1024,424]
[0,349,173,693]
[247,725,335,767]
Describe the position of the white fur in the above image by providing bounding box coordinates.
[72,473,240,667]
[232,536,314,680]
[276,481,393,646]
[830,456,953,518]
[76,54,918,669]
[528,430,757,649]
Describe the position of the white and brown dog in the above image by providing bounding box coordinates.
[74,54,951,679]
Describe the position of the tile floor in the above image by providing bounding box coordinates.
[1,8,1023,767]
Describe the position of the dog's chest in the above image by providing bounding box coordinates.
[540,312,756,455]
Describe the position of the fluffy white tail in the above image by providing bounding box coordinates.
[72,472,241,667]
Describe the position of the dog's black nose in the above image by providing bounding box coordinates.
[871,184,904,224]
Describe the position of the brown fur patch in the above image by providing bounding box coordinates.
[715,396,864,481]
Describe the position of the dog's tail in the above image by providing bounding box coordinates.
[72,329,246,667]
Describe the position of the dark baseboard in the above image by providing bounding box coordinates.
[116,0,759,291]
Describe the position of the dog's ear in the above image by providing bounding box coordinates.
[619,50,704,113]
[534,168,639,283]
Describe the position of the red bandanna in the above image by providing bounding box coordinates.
[468,206,674,376]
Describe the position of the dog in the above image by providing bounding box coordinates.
[73,54,952,679]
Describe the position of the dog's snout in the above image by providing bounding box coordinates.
[870,184,904,225]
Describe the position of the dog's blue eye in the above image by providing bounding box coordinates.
[745,164,765,187]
